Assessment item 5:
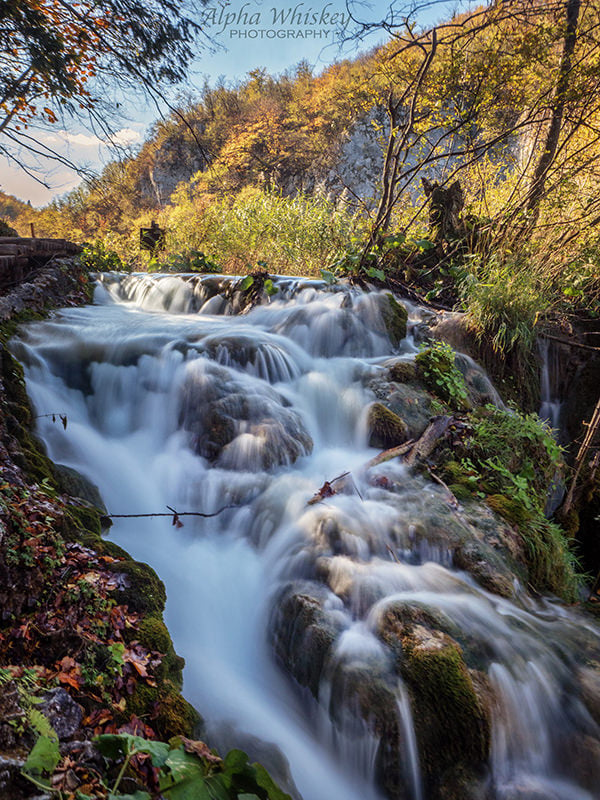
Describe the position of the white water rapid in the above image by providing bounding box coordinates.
[10,273,600,800]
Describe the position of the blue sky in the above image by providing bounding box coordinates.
[1,0,453,206]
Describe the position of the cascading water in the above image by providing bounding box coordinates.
[9,273,600,800]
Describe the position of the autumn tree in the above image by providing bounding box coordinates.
[0,0,206,176]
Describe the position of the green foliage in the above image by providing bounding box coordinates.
[82,240,127,272]
[162,187,359,277]
[93,734,291,800]
[445,405,580,600]
[464,256,546,356]
[21,712,60,792]
[415,341,470,409]
[149,249,221,274]
[466,405,562,507]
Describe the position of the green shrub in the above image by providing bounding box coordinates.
[452,405,579,600]
[81,240,128,272]
[415,340,470,409]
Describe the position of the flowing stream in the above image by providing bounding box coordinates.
[10,273,600,800]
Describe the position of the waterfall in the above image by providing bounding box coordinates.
[10,273,600,800]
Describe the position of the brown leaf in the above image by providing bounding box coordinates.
[180,737,223,765]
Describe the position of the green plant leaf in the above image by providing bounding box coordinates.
[223,749,250,772]
[95,733,169,767]
[365,267,385,281]
[109,792,152,800]
[164,748,206,782]
[414,238,435,251]
[264,279,279,296]
[240,275,254,291]
[320,269,337,285]
[23,735,60,776]
[253,763,292,800]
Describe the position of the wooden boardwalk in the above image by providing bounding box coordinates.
[0,236,81,290]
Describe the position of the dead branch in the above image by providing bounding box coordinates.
[538,333,600,352]
[100,504,238,528]
[405,415,453,466]
[307,472,351,506]
[364,440,415,469]
[427,468,460,509]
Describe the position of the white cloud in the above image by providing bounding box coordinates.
[35,127,142,149]
[62,131,104,147]
[109,127,142,147]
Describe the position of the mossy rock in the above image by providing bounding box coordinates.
[109,560,166,615]
[126,683,201,740]
[399,626,490,793]
[388,359,417,384]
[368,378,434,439]
[367,402,409,449]
[54,464,106,510]
[485,494,532,528]
[382,294,408,347]
[136,614,185,686]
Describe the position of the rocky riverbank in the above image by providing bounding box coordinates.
[0,259,199,798]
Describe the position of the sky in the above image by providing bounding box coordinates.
[1,0,452,207]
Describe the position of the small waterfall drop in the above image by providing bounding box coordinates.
[10,273,600,800]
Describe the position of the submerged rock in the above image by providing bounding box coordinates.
[179,362,313,470]
[270,582,346,698]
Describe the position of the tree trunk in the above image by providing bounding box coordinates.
[525,0,581,223]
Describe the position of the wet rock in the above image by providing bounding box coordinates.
[179,364,313,470]
[38,688,83,740]
[270,582,346,698]
[454,354,504,408]
[367,402,409,449]
[566,734,600,794]
[327,661,414,800]
[453,540,515,598]
[381,294,408,347]
[377,606,491,798]
[577,666,600,727]
[368,377,434,439]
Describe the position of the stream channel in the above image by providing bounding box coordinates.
[9,273,600,800]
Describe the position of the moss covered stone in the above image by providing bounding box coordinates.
[397,625,489,794]
[110,560,167,615]
[367,402,409,449]
[382,294,408,347]
[126,683,201,740]
[388,359,417,384]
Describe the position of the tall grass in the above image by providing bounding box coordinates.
[161,187,362,276]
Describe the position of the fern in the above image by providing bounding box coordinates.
[28,708,58,742]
